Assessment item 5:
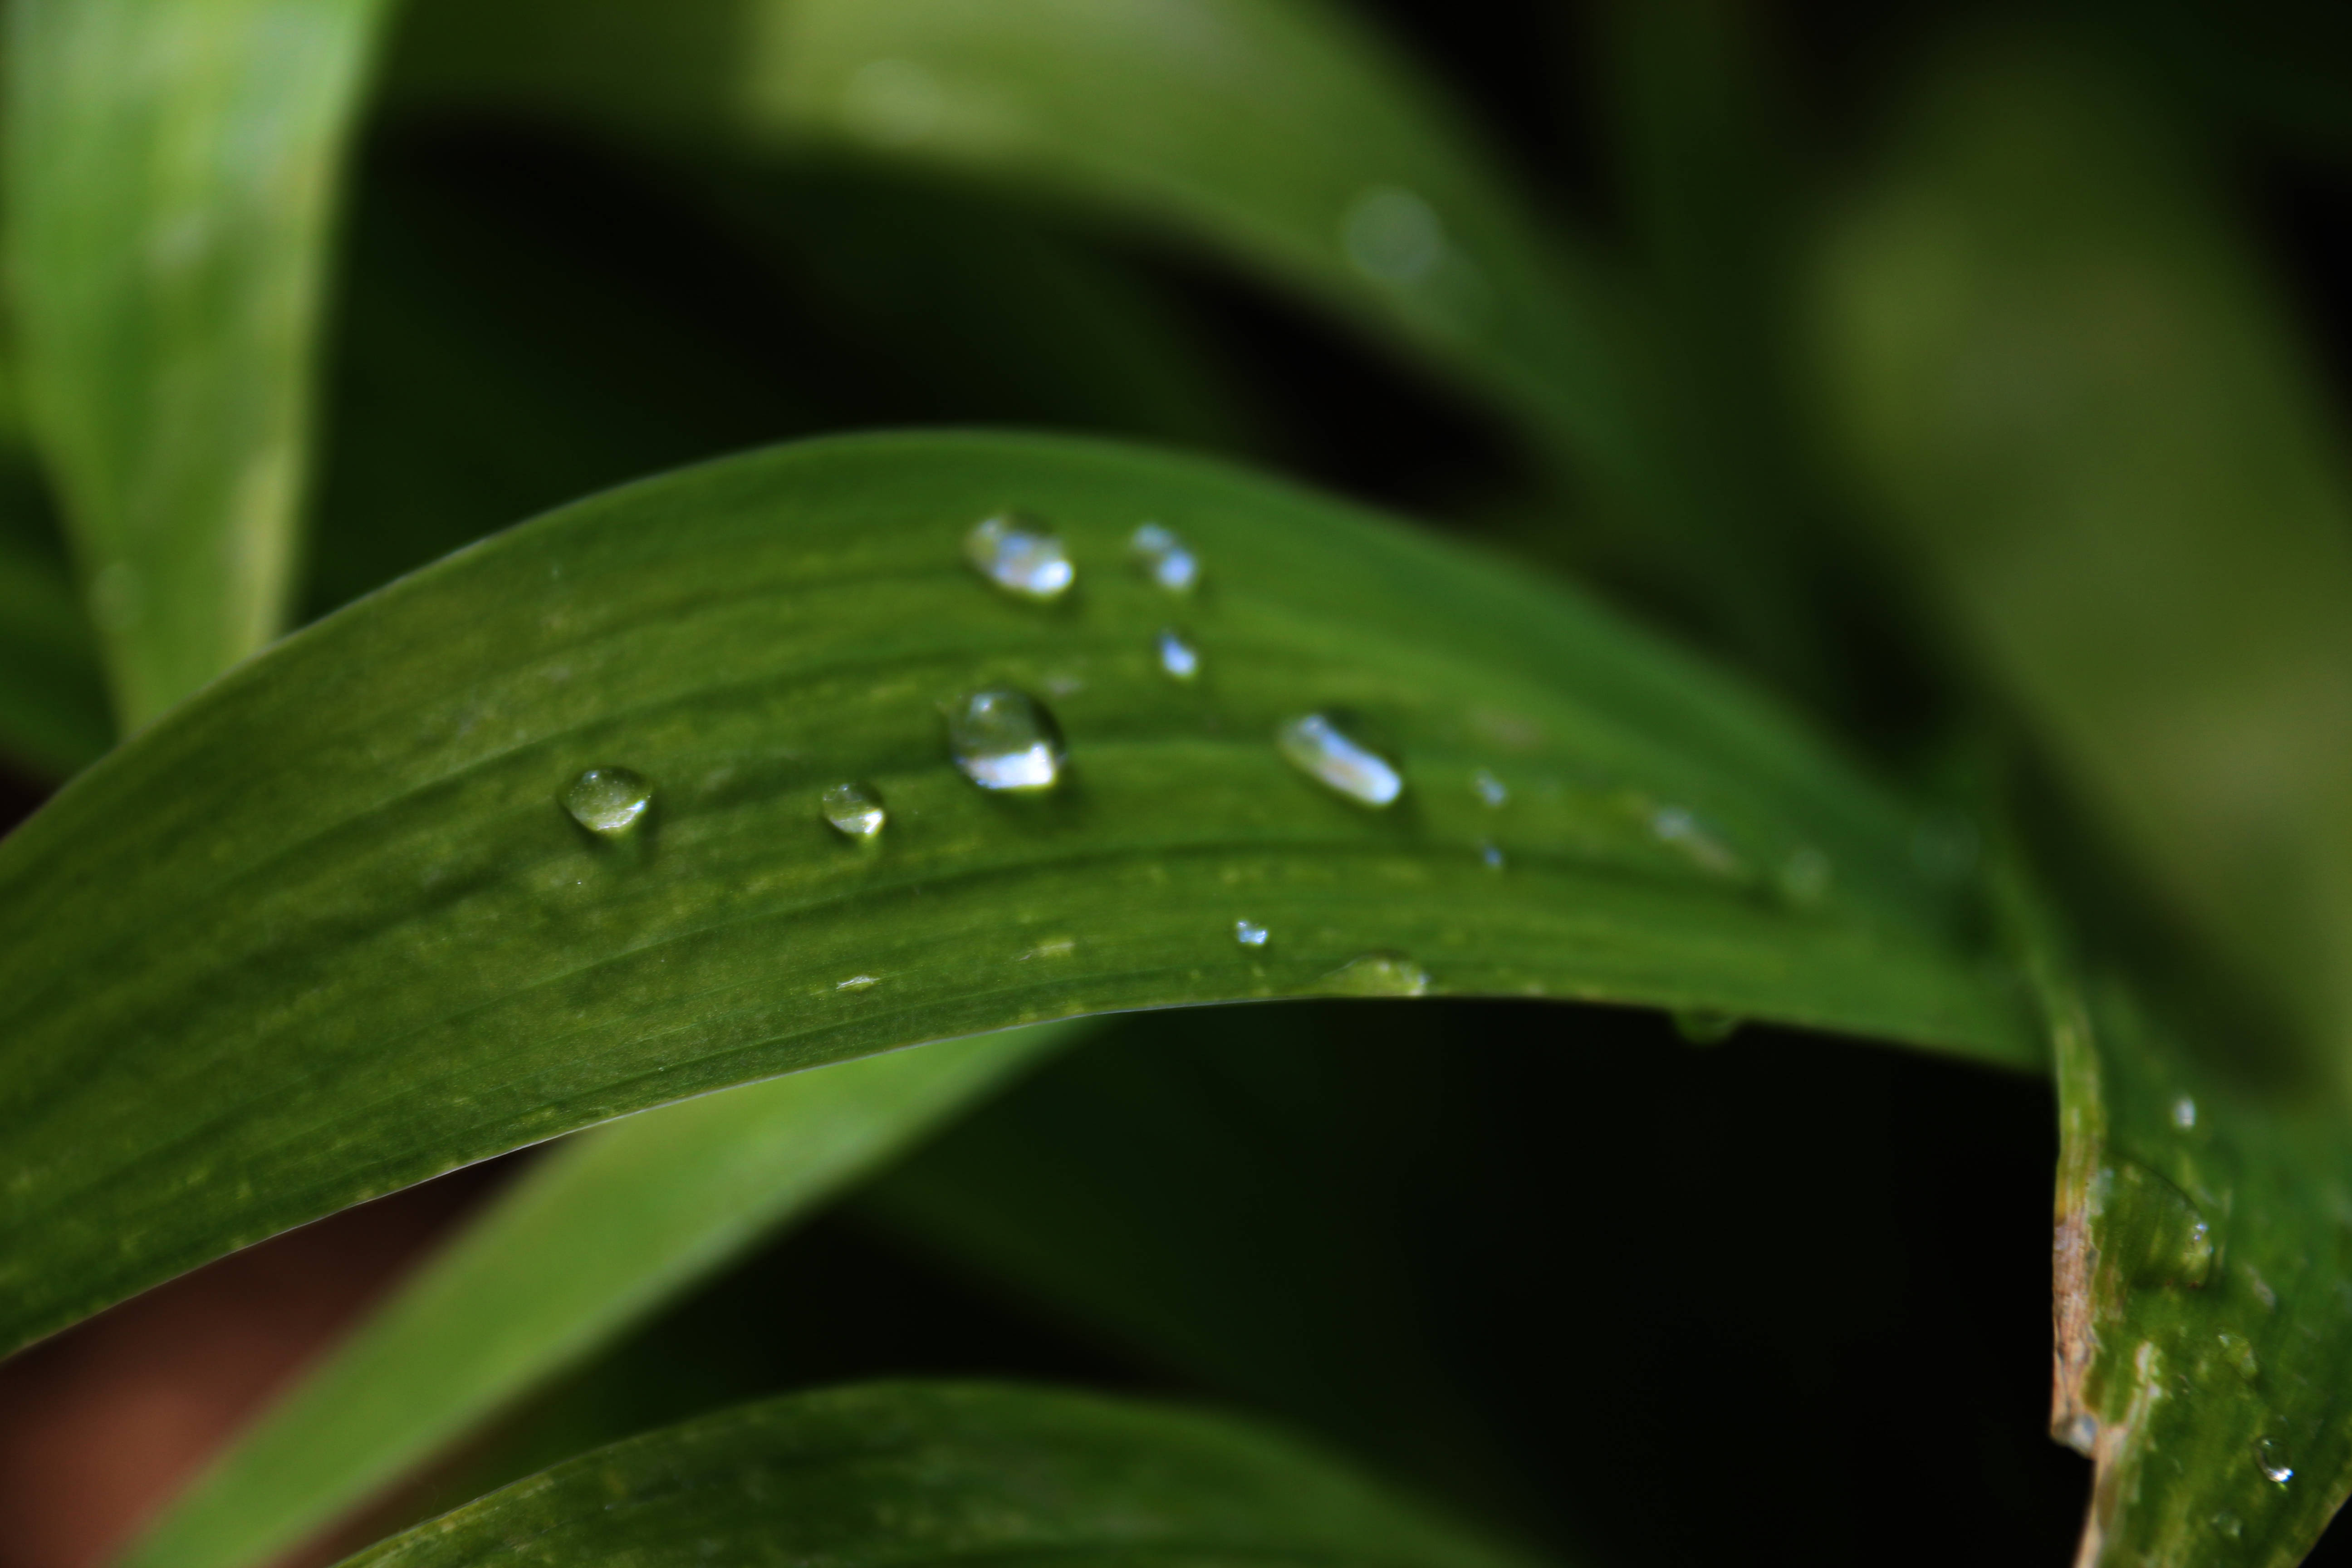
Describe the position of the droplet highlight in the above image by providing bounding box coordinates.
[1156,627,1200,681]
[948,689,1066,792]
[965,514,1073,601]
[1277,713,1403,808]
[1472,768,1507,807]
[1318,952,1431,997]
[562,767,654,837]
[1235,919,1270,948]
[2172,1096,2198,1130]
[1480,841,1505,870]
[2260,1440,2295,1486]
[837,975,879,991]
[1130,522,1199,594]
[821,781,887,841]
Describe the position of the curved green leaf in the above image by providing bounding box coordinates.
[122,1023,1076,1568]
[333,1380,1537,1568]
[5,0,392,727]
[2002,867,2352,1567]
[0,431,2033,1357]
[1814,42,2352,1077]
[0,473,111,778]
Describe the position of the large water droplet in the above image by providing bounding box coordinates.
[1326,950,1430,1001]
[822,781,887,841]
[1319,953,1430,997]
[1235,919,1270,948]
[1156,627,1200,681]
[2173,1096,2198,1130]
[1342,186,1445,286]
[1472,768,1507,808]
[965,514,1073,601]
[1673,1009,1741,1046]
[2260,1440,2295,1486]
[948,689,1066,792]
[1130,522,1200,594]
[1277,713,1402,807]
[562,767,654,836]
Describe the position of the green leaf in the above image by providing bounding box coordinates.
[386,0,1642,498]
[1813,41,2352,1075]
[2002,867,2352,1566]
[0,431,2033,1357]
[120,1023,1076,1568]
[331,1380,1538,1568]
[4,0,392,728]
[0,466,111,779]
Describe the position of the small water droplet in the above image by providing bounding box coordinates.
[2219,1330,2259,1383]
[2260,1440,2294,1486]
[948,689,1066,792]
[1277,713,1402,807]
[1235,919,1269,948]
[836,975,879,991]
[1156,627,1200,681]
[965,513,1073,601]
[1650,805,1740,875]
[562,767,654,836]
[1319,952,1430,997]
[1779,846,1833,906]
[2173,1096,2198,1130]
[1472,768,1507,807]
[1673,1009,1741,1046]
[1130,522,1199,594]
[821,781,887,841]
[1480,841,1505,870]
[1342,186,1444,286]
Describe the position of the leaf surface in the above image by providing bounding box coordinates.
[332,1380,1536,1568]
[121,1023,1076,1568]
[0,431,2032,1357]
[5,0,390,726]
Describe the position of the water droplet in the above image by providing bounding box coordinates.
[965,513,1073,601]
[1650,805,1740,875]
[1235,919,1270,948]
[1673,1009,1741,1045]
[2173,1096,2198,1130]
[2260,1440,2295,1486]
[1319,952,1430,997]
[562,767,654,836]
[1779,846,1833,906]
[1480,841,1505,870]
[1156,627,1200,681]
[821,781,886,841]
[1472,768,1507,808]
[1130,522,1199,594]
[1342,186,1445,286]
[948,689,1066,792]
[1276,713,1402,807]
[836,975,879,991]
[2219,1330,2259,1382]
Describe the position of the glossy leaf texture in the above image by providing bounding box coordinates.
[333,1381,1538,1568]
[5,0,390,727]
[384,0,1644,500]
[1814,40,2352,1080]
[122,1024,1076,1568]
[0,431,2034,1357]
[2002,872,2352,1567]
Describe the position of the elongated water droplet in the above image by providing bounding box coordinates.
[1156,627,1200,681]
[2173,1096,2198,1130]
[821,781,887,841]
[1673,1009,1741,1046]
[965,513,1073,601]
[1472,768,1507,807]
[1131,522,1199,594]
[1319,952,1430,997]
[1277,713,1402,807]
[948,689,1065,792]
[2260,1440,2294,1486]
[1235,919,1269,948]
[837,974,879,991]
[562,767,654,836]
